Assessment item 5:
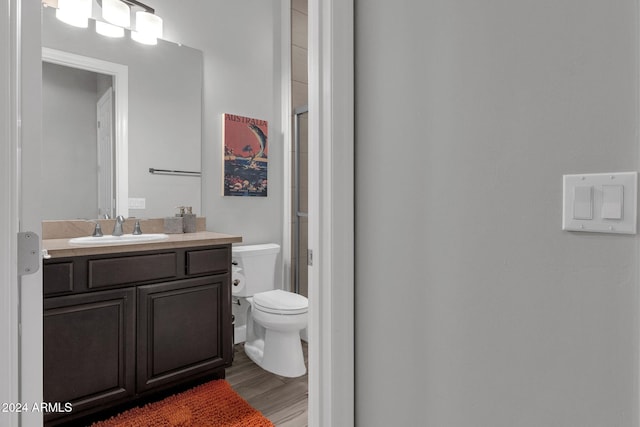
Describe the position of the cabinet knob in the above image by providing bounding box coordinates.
[233,279,240,286]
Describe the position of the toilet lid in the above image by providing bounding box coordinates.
[253,289,308,315]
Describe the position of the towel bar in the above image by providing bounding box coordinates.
[148,168,201,177]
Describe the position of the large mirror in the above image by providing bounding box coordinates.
[41,5,203,220]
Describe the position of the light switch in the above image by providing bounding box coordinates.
[601,185,623,219]
[573,186,593,220]
[562,172,637,234]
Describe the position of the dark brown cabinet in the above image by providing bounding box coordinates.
[137,275,230,392]
[43,245,233,426]
[44,288,136,416]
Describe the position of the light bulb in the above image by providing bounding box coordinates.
[56,0,92,28]
[102,0,130,28]
[135,11,163,39]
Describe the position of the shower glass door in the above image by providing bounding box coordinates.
[293,106,308,296]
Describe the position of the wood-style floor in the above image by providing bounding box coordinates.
[226,342,308,427]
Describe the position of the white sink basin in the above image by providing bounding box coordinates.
[69,233,169,246]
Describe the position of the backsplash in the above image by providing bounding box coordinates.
[42,217,206,239]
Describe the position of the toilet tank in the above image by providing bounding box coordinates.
[231,243,280,297]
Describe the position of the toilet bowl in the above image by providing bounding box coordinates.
[232,244,308,378]
[245,289,308,377]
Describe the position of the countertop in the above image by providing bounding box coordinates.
[43,231,243,258]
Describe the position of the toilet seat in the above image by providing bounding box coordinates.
[253,289,308,315]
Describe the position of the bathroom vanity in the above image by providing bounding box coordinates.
[42,231,242,426]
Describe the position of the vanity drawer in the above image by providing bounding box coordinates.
[186,248,229,276]
[43,262,74,295]
[88,253,177,289]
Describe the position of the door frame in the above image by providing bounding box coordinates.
[307,0,354,425]
[281,0,293,293]
[0,0,19,425]
[11,0,44,425]
[96,88,115,218]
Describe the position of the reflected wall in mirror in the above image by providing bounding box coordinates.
[42,62,116,219]
[43,48,127,220]
[41,5,203,220]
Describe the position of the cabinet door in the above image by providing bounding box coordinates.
[137,275,231,392]
[43,288,135,422]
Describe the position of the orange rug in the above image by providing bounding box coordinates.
[91,380,274,427]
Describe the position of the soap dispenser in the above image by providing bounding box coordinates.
[183,206,197,233]
[163,207,184,234]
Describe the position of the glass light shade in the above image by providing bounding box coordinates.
[135,11,163,39]
[56,0,92,28]
[102,0,130,27]
[96,21,125,38]
[131,30,157,45]
[55,7,88,28]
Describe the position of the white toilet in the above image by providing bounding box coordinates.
[232,243,308,378]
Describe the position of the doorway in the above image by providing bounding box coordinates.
[7,1,355,426]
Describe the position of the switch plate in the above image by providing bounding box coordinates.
[562,172,637,234]
[128,197,146,209]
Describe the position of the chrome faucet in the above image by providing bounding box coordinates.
[92,222,104,237]
[86,220,104,237]
[112,215,125,236]
[132,219,143,235]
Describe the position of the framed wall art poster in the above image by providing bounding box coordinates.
[222,113,269,197]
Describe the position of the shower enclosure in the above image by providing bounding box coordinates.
[293,106,308,296]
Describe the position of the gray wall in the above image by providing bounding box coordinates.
[42,62,99,219]
[148,0,284,268]
[356,1,638,426]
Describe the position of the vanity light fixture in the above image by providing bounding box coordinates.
[55,0,163,45]
[55,0,93,28]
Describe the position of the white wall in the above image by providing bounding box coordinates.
[148,0,284,251]
[356,1,638,426]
